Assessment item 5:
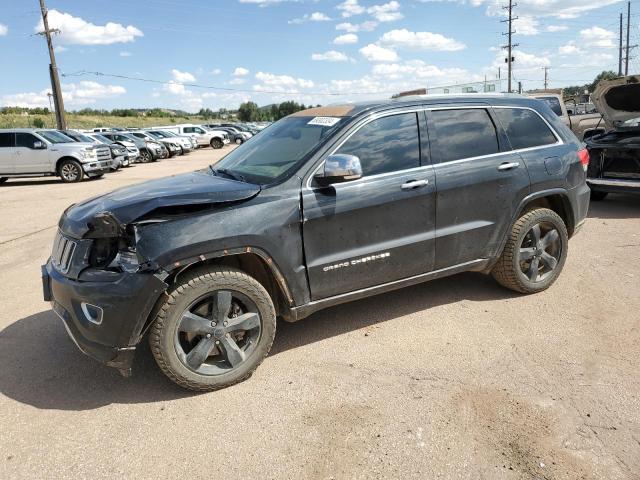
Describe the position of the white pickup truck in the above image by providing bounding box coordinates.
[154,124,230,149]
[0,129,111,184]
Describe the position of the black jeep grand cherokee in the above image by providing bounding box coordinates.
[42,95,590,391]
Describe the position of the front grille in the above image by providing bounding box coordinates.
[51,231,77,274]
[96,147,111,161]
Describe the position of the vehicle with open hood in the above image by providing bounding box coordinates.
[585,75,640,200]
[42,95,590,390]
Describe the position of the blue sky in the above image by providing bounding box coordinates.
[0,0,638,111]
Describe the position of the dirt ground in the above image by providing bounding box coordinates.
[0,148,639,479]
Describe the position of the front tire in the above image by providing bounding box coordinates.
[140,149,152,163]
[150,267,276,391]
[210,138,224,149]
[590,190,608,201]
[235,137,243,145]
[58,159,84,183]
[491,208,568,294]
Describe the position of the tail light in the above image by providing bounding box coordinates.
[578,148,589,172]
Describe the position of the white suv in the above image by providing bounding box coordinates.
[0,129,111,184]
[155,124,230,149]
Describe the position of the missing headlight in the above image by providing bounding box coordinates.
[89,238,118,268]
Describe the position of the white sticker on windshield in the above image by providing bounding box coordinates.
[307,117,340,127]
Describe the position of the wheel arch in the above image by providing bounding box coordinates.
[517,190,575,238]
[55,156,83,174]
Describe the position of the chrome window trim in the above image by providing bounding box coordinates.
[305,105,564,189]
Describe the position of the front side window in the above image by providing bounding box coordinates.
[494,108,558,150]
[183,127,194,133]
[430,109,500,163]
[0,133,14,148]
[16,133,41,148]
[337,112,420,176]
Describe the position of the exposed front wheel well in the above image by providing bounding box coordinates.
[519,194,574,237]
[166,253,290,318]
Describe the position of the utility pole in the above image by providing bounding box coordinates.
[543,66,549,90]
[37,0,66,130]
[625,1,630,75]
[619,13,623,75]
[501,0,518,93]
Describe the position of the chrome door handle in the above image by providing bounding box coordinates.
[498,162,520,171]
[401,179,429,190]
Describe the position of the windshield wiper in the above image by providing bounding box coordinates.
[215,168,247,183]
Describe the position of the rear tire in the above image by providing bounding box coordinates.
[210,138,224,149]
[150,266,276,391]
[491,208,568,294]
[590,190,608,201]
[235,137,243,145]
[58,159,84,183]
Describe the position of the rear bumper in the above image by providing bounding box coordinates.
[42,260,167,372]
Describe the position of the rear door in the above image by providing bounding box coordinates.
[427,106,531,269]
[0,133,15,174]
[302,110,437,300]
[14,133,50,173]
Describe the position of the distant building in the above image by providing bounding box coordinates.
[394,79,506,98]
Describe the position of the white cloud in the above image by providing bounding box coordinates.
[234,67,250,77]
[371,60,479,84]
[119,51,132,57]
[334,33,358,44]
[359,43,399,62]
[558,42,584,55]
[477,0,622,20]
[229,78,247,85]
[54,45,67,53]
[580,26,616,48]
[0,24,7,36]
[513,16,539,36]
[171,69,196,83]
[337,0,366,17]
[378,29,466,51]
[253,71,314,92]
[163,81,187,95]
[211,68,222,75]
[311,50,350,62]
[336,21,378,33]
[546,25,568,32]
[35,10,143,45]
[288,12,331,24]
[367,1,403,22]
[1,81,126,108]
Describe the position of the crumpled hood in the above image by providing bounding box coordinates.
[60,170,260,238]
[592,75,640,128]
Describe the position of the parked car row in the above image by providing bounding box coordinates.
[0,121,260,184]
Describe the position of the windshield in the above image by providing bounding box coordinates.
[150,131,170,138]
[92,134,111,144]
[73,133,94,143]
[146,131,163,139]
[212,116,346,184]
[538,97,563,116]
[37,130,75,144]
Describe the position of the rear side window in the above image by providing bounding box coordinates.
[495,108,557,150]
[538,97,563,116]
[337,112,420,176]
[0,133,14,148]
[16,133,40,148]
[430,109,500,163]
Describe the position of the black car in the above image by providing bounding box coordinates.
[205,125,246,145]
[42,95,590,391]
[585,75,640,200]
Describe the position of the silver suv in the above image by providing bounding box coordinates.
[0,129,111,183]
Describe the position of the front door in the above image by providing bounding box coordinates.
[302,111,436,300]
[14,132,50,173]
[427,106,531,269]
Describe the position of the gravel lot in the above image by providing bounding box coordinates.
[1,147,639,479]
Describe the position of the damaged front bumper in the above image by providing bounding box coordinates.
[42,260,167,375]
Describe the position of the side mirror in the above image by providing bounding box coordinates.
[33,141,46,149]
[315,154,363,186]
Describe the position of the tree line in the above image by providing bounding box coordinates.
[237,101,321,122]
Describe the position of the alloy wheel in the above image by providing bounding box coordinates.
[174,290,262,375]
[517,221,561,282]
[60,163,80,181]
